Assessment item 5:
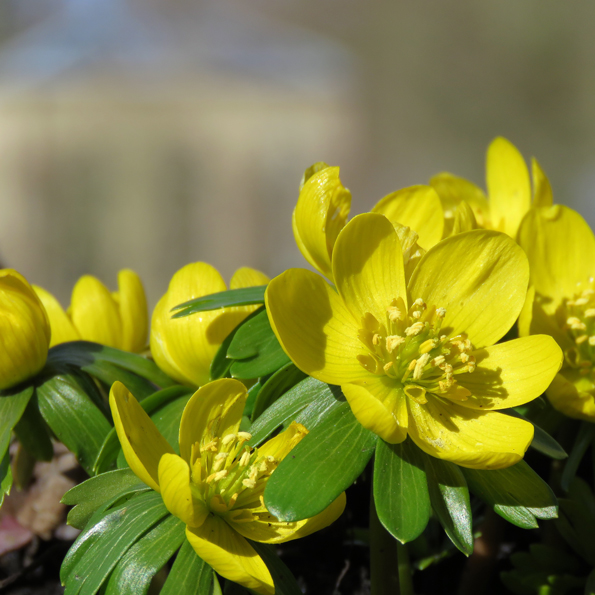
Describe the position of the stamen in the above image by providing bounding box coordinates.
[387,306,402,322]
[386,335,405,353]
[405,322,424,336]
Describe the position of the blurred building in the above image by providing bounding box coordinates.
[0,0,361,304]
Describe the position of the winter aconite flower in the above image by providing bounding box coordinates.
[0,269,51,390]
[150,264,269,387]
[430,136,553,239]
[109,379,345,594]
[518,205,595,422]
[267,213,563,469]
[293,163,445,281]
[34,269,148,352]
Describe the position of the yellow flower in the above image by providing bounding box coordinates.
[430,136,553,239]
[34,269,148,352]
[518,205,595,422]
[109,379,345,594]
[0,269,51,390]
[293,163,444,281]
[266,213,563,469]
[150,264,269,388]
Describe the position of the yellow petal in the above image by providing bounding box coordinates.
[257,421,308,462]
[0,270,50,390]
[518,205,595,314]
[292,166,351,279]
[518,286,573,351]
[408,230,529,348]
[407,396,533,469]
[265,268,365,385]
[372,185,444,249]
[457,336,562,410]
[450,200,477,236]
[109,381,174,492]
[299,161,331,189]
[486,137,531,238]
[150,262,227,387]
[230,267,270,289]
[70,275,122,348]
[228,492,346,544]
[531,157,553,207]
[333,213,407,323]
[341,377,408,444]
[185,518,274,595]
[430,172,490,233]
[178,379,247,464]
[117,269,148,353]
[158,453,208,527]
[33,285,80,347]
[546,372,595,422]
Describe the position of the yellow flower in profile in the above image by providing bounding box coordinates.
[109,379,345,594]
[0,269,51,390]
[150,264,269,388]
[267,213,563,469]
[518,205,595,422]
[430,136,553,239]
[34,269,148,352]
[293,163,445,281]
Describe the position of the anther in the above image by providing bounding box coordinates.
[206,470,228,483]
[419,339,437,354]
[576,335,589,344]
[372,334,381,346]
[237,432,252,442]
[383,362,394,373]
[413,354,430,380]
[590,337,595,346]
[387,306,402,322]
[221,434,236,446]
[436,308,446,318]
[386,335,405,353]
[405,322,424,336]
[242,478,256,489]
[567,317,587,331]
[586,309,595,318]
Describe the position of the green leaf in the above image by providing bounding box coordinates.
[78,360,158,400]
[505,408,568,460]
[373,439,430,543]
[105,514,186,595]
[160,539,215,595]
[62,468,148,530]
[423,455,473,556]
[251,363,307,422]
[0,449,11,507]
[249,377,343,447]
[561,422,595,492]
[250,542,303,595]
[462,461,558,529]
[62,490,169,595]
[264,402,377,522]
[227,309,290,379]
[94,386,192,474]
[172,286,266,317]
[13,392,54,461]
[48,341,176,389]
[0,385,34,458]
[36,373,112,475]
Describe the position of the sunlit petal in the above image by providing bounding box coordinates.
[109,381,174,492]
[186,518,274,595]
[531,157,553,207]
[117,269,148,353]
[546,372,595,422]
[33,285,80,347]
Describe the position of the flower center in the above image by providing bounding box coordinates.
[560,283,595,377]
[357,297,476,404]
[188,431,278,519]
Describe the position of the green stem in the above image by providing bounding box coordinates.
[370,490,415,595]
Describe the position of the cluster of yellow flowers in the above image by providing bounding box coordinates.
[2,136,594,593]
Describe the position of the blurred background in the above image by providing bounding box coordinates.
[0,0,593,307]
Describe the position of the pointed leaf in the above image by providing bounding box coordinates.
[48,341,176,389]
[505,408,567,460]
[13,392,54,461]
[251,363,307,422]
[228,309,290,379]
[423,455,473,556]
[62,491,169,595]
[462,461,558,529]
[264,402,377,521]
[161,539,216,595]
[0,450,11,507]
[105,514,185,595]
[37,373,112,475]
[0,385,34,458]
[373,439,430,543]
[62,468,148,530]
[249,377,343,447]
[172,286,266,317]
